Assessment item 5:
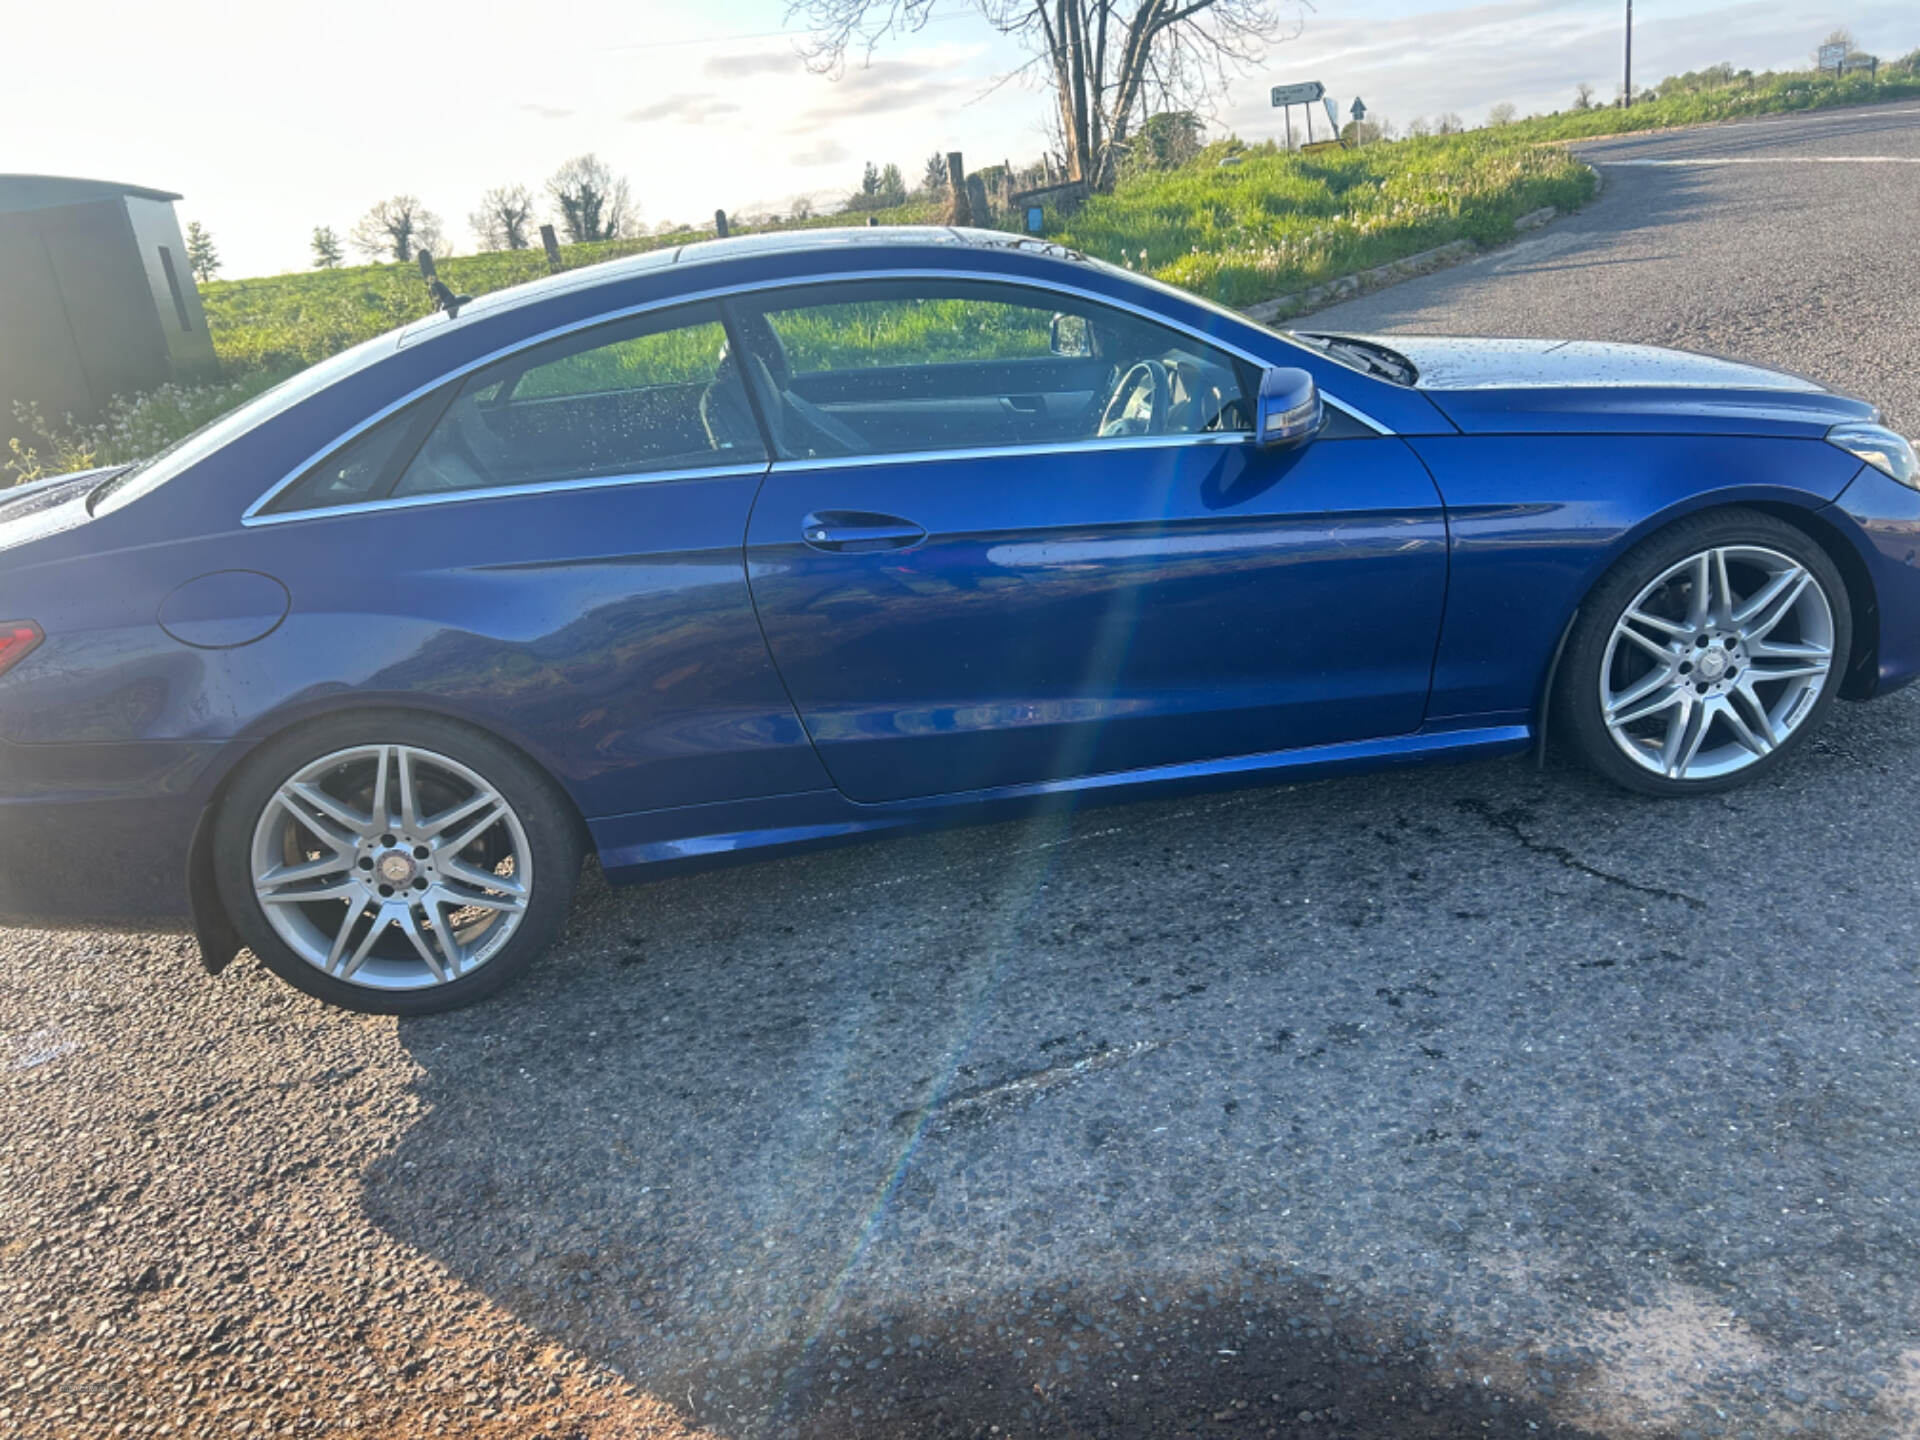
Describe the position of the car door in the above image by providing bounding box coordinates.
[736,278,1449,805]
[243,301,827,822]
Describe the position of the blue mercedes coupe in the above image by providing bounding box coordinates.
[4,227,1916,1011]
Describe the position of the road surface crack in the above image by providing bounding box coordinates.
[1455,798,1705,910]
[894,1038,1174,1132]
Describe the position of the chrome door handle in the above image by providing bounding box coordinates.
[800,511,928,552]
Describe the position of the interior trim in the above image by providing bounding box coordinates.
[767,431,1261,476]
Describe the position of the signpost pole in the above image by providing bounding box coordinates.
[1284,106,1292,150]
[1623,0,1633,107]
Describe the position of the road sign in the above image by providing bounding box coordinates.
[1350,97,1367,122]
[1818,41,1847,73]
[1271,81,1325,106]
[1324,98,1339,132]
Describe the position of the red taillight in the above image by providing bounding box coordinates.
[0,622,42,678]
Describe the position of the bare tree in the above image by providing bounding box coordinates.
[791,194,816,220]
[1433,112,1464,135]
[350,196,445,263]
[1486,101,1516,126]
[546,154,633,243]
[470,184,536,251]
[1573,82,1595,110]
[790,0,1304,192]
[1404,115,1431,138]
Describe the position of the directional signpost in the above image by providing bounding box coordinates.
[1270,80,1325,150]
[1270,80,1325,106]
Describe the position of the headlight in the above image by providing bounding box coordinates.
[1829,422,1920,490]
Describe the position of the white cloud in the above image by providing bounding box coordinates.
[624,94,744,125]
[704,49,804,79]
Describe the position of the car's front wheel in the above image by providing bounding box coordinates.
[1558,508,1852,795]
[213,713,581,1013]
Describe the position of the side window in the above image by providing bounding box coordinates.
[727,280,1254,461]
[261,400,443,515]
[392,305,764,498]
[263,303,764,516]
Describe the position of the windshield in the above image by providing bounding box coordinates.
[88,331,400,517]
[1082,254,1394,379]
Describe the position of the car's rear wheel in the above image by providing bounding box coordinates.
[213,713,580,1013]
[1559,508,1851,796]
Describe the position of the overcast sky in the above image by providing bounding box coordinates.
[7,0,1913,277]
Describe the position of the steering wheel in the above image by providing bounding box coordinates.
[1098,360,1171,438]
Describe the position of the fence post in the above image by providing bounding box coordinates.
[946,152,970,226]
[539,224,562,273]
[714,209,730,238]
[965,173,991,226]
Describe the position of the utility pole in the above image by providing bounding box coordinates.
[1623,0,1633,107]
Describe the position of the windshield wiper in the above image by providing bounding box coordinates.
[86,463,142,515]
[1291,332,1418,386]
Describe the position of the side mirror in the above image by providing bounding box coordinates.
[1049,313,1092,358]
[1254,366,1323,448]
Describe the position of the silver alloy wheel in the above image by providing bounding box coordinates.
[249,744,532,991]
[1600,544,1835,782]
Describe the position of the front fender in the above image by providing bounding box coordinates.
[1411,434,1865,725]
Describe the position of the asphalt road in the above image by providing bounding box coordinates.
[7,104,1920,1440]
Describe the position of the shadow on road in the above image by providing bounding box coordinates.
[352,701,1920,1438]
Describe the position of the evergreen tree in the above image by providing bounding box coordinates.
[185,221,219,283]
[922,151,948,197]
[310,225,344,269]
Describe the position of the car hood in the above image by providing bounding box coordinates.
[1370,336,1825,393]
[1323,334,1878,437]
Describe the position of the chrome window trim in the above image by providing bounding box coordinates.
[241,268,1394,525]
[242,462,771,528]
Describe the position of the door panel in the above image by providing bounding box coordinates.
[789,356,1109,451]
[746,436,1449,803]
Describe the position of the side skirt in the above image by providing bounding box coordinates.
[590,723,1532,882]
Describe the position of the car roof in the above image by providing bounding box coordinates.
[400,227,1090,342]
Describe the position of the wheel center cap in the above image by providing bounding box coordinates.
[376,851,417,886]
[1696,649,1728,680]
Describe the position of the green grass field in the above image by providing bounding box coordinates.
[6,57,1913,482]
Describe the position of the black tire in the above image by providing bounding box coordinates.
[1557,507,1852,797]
[212,710,581,1014]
